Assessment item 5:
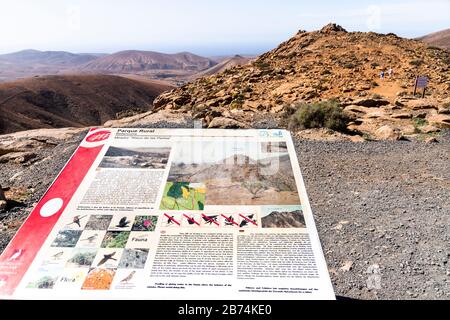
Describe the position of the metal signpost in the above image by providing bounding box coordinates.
[414,76,428,98]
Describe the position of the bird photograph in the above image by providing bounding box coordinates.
[97,252,117,266]
[80,233,99,243]
[66,215,87,228]
[120,271,136,284]
[116,216,131,228]
[51,251,64,260]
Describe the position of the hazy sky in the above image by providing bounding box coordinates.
[0,0,449,55]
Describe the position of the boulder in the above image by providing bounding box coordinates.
[207,117,249,129]
[375,125,402,140]
[366,111,386,119]
[424,137,438,144]
[394,99,405,107]
[391,112,413,119]
[320,23,347,33]
[401,125,417,135]
[173,94,192,105]
[353,98,390,108]
[343,105,371,114]
[421,125,440,134]
[0,151,37,164]
[349,135,365,142]
[438,106,450,114]
[427,114,450,128]
[152,92,175,109]
[404,99,439,110]
[205,98,222,108]
[0,185,6,212]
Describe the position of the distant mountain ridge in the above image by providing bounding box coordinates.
[417,28,450,50]
[0,49,246,83]
[0,50,101,82]
[0,49,99,66]
[80,50,218,73]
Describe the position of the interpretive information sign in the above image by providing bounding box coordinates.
[0,128,335,299]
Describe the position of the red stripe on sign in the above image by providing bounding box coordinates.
[0,144,104,297]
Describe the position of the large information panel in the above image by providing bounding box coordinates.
[0,128,335,299]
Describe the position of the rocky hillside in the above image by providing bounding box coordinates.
[191,55,252,79]
[0,74,173,134]
[417,28,450,50]
[150,23,450,140]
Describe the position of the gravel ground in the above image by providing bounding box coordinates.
[1,125,449,300]
[296,133,450,300]
[0,130,87,250]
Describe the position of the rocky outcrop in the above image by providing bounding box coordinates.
[352,98,390,108]
[0,127,86,165]
[427,114,450,128]
[207,117,249,129]
[320,23,347,33]
[375,125,403,141]
[0,185,6,211]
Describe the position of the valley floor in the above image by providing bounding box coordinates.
[0,124,449,299]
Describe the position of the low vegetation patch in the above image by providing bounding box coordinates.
[289,100,353,132]
[409,59,424,67]
[412,118,428,133]
[253,60,271,70]
[372,93,383,99]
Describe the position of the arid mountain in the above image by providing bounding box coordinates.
[81,50,217,73]
[0,49,99,65]
[0,50,101,82]
[0,74,173,134]
[191,55,252,79]
[261,210,306,228]
[417,28,450,50]
[0,49,223,84]
[151,23,450,139]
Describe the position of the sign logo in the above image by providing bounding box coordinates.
[86,130,111,143]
